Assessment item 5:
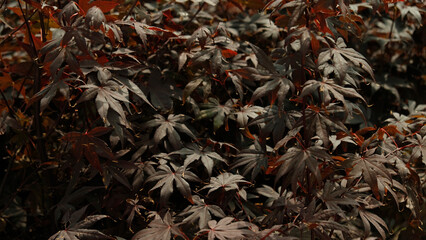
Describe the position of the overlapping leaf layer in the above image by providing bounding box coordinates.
[0,0,424,239]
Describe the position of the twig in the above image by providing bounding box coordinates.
[0,10,38,47]
[0,89,17,117]
[123,0,140,21]
[182,2,206,30]
[17,1,37,53]
[39,11,47,42]
[388,5,397,40]
[0,0,7,9]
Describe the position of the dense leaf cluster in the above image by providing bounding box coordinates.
[0,0,424,239]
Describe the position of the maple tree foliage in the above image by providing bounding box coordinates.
[0,0,425,239]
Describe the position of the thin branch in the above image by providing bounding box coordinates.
[0,10,38,47]
[0,0,7,9]
[0,89,17,117]
[17,1,47,162]
[17,1,38,55]
[123,0,140,21]
[388,5,397,40]
[39,12,47,42]
[182,2,206,30]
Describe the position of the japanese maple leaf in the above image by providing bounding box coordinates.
[32,69,73,111]
[300,78,366,107]
[146,164,200,205]
[196,98,235,132]
[368,18,412,43]
[124,196,147,230]
[385,112,414,132]
[178,195,226,229]
[318,181,359,215]
[171,143,227,176]
[318,38,374,84]
[275,146,332,192]
[140,67,178,110]
[62,127,114,172]
[247,43,294,108]
[261,189,303,225]
[186,26,212,48]
[283,27,325,64]
[407,134,426,165]
[225,72,245,101]
[201,172,249,195]
[49,206,113,240]
[301,201,350,237]
[115,20,170,48]
[376,175,407,207]
[293,104,348,147]
[264,0,307,28]
[249,73,294,109]
[190,46,228,74]
[231,138,272,181]
[77,80,130,126]
[143,114,196,150]
[132,211,186,240]
[256,185,283,207]
[359,209,389,240]
[233,104,265,128]
[101,159,135,189]
[344,149,392,200]
[249,105,301,144]
[197,217,253,240]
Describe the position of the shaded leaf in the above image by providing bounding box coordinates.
[231,138,272,181]
[197,217,253,240]
[143,114,196,150]
[171,143,226,176]
[49,206,113,240]
[179,195,225,229]
[146,164,200,205]
[344,150,392,200]
[359,209,388,239]
[196,98,235,132]
[275,146,331,192]
[132,212,186,240]
[201,172,248,195]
